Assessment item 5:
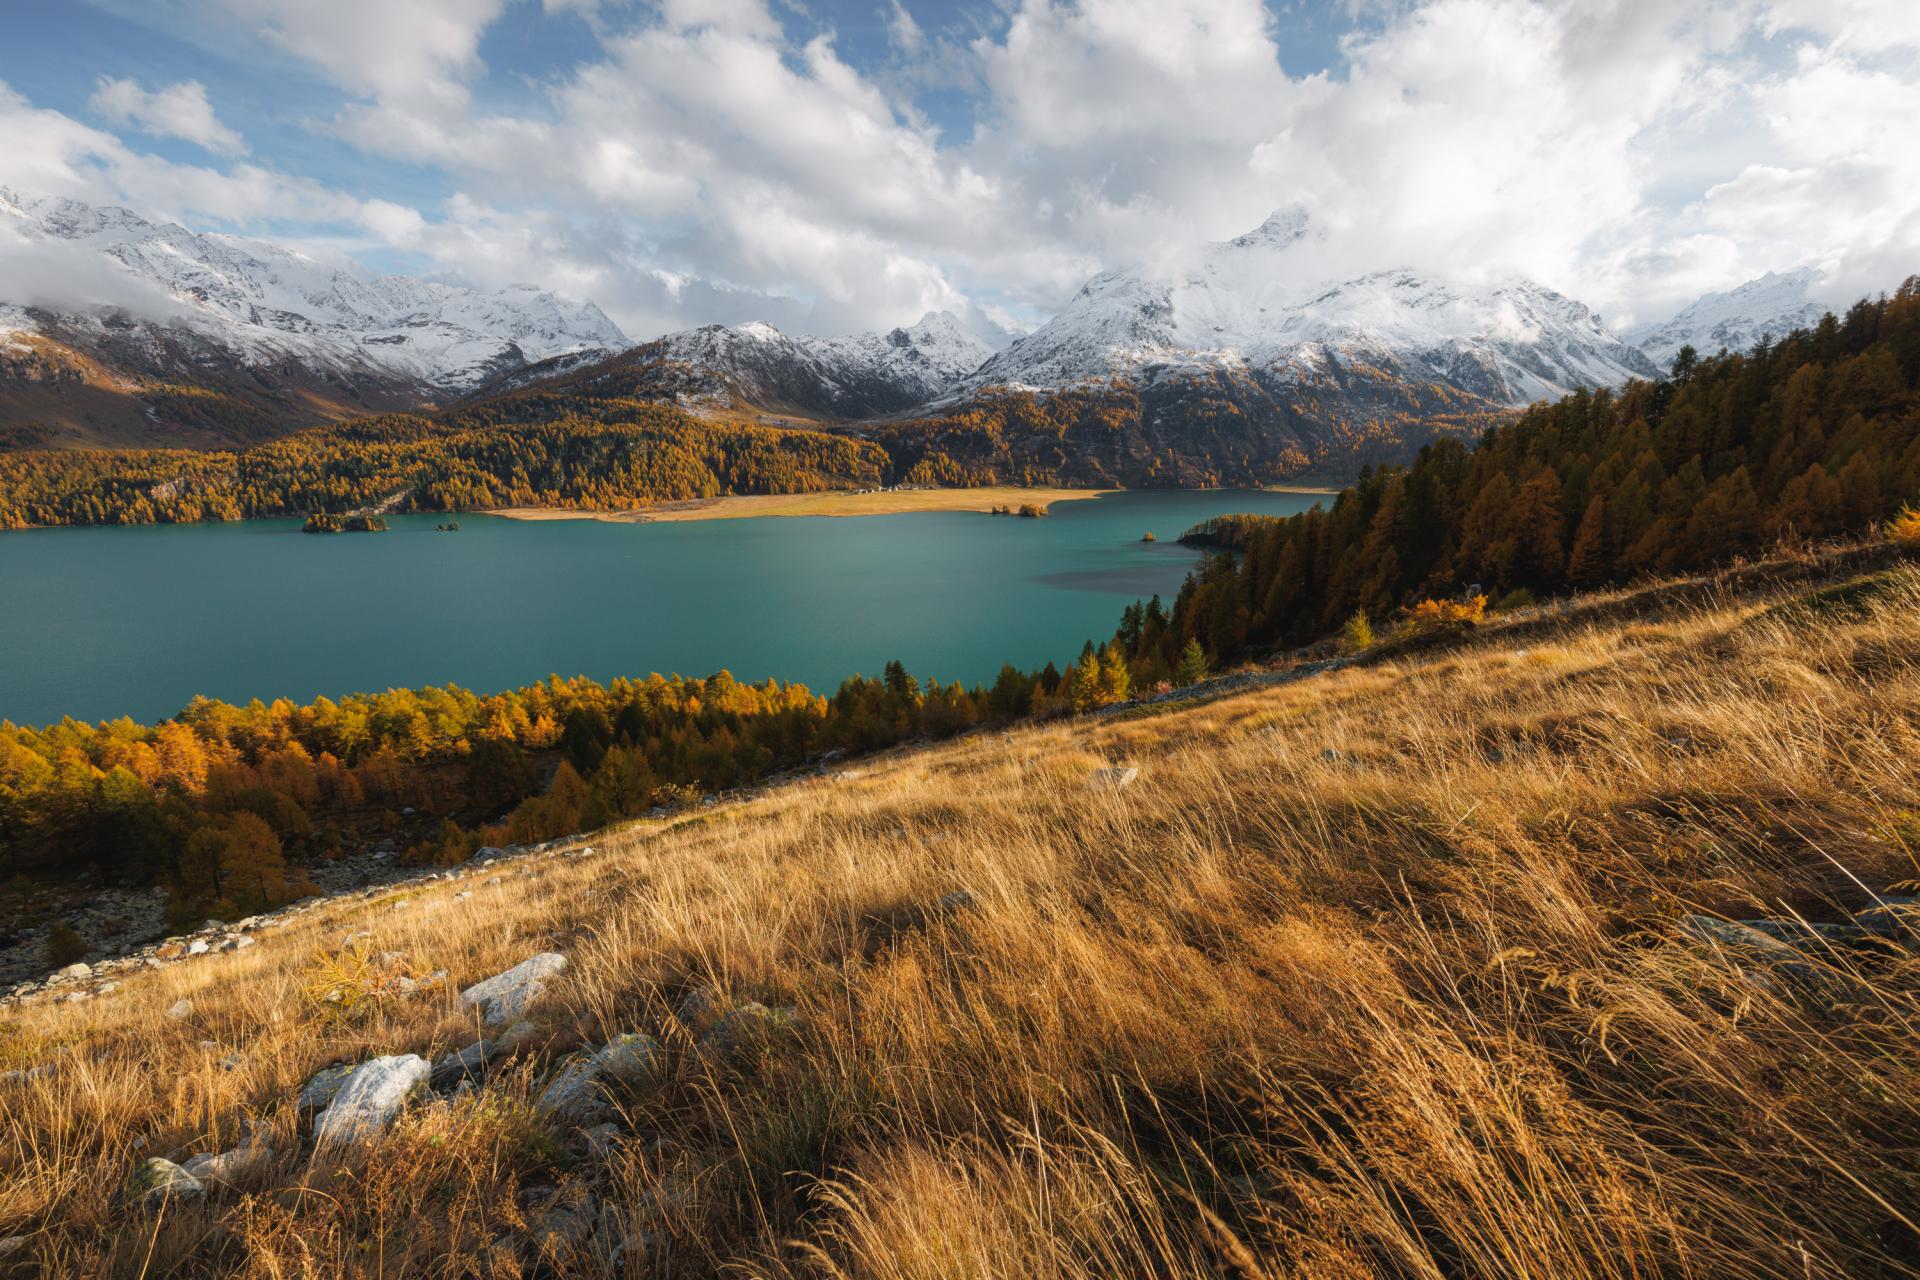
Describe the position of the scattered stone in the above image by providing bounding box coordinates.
[219,935,256,952]
[181,1141,272,1185]
[125,1157,204,1206]
[1680,915,1875,1004]
[0,1236,25,1260]
[216,1052,243,1071]
[536,1056,609,1124]
[530,1189,600,1258]
[460,952,567,1028]
[581,1123,624,1158]
[453,890,472,901]
[313,1055,431,1147]
[674,987,720,1030]
[1856,897,1920,939]
[595,1032,661,1085]
[297,1063,356,1113]
[53,962,91,981]
[537,1033,661,1124]
[429,1038,493,1090]
[186,940,210,956]
[1088,766,1139,789]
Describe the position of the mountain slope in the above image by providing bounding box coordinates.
[508,311,992,421]
[1627,268,1829,371]
[892,211,1658,483]
[955,210,1658,406]
[0,188,626,446]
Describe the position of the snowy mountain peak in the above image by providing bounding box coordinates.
[633,312,992,418]
[1629,269,1828,371]
[1222,206,1312,252]
[0,187,627,397]
[955,230,1656,410]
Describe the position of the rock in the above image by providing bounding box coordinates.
[460,953,567,1028]
[125,1157,204,1206]
[186,940,210,956]
[297,1063,357,1113]
[1088,766,1139,789]
[429,1038,493,1090]
[164,997,193,1021]
[180,1141,272,1185]
[1856,898,1920,939]
[580,1122,625,1158]
[529,1189,600,1259]
[1680,915,1875,1004]
[53,962,91,981]
[537,1033,661,1123]
[595,1032,661,1085]
[216,1052,243,1071]
[0,1236,25,1260]
[313,1054,431,1147]
[220,935,256,951]
[493,1019,537,1053]
[936,889,978,914]
[536,1056,609,1124]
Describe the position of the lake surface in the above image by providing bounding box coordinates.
[0,489,1322,726]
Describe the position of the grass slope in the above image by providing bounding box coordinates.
[4,548,1920,1277]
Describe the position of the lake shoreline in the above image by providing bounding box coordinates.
[481,486,1114,524]
[481,484,1336,525]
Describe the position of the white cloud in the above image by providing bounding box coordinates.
[88,77,249,155]
[11,0,1920,342]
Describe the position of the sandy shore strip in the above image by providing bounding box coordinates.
[482,486,1118,524]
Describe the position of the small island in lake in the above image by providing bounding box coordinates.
[1141,531,1156,542]
[303,513,389,534]
[435,521,461,532]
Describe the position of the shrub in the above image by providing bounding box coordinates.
[1888,505,1920,543]
[1341,610,1376,652]
[43,921,86,967]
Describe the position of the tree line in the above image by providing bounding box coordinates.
[1119,277,1920,670]
[3,654,1198,923]
[0,406,890,528]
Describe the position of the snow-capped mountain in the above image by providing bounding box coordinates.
[0,187,626,418]
[543,311,993,420]
[954,209,1657,408]
[1627,269,1828,372]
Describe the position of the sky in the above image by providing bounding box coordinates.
[0,0,1916,344]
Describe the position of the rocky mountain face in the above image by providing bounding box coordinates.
[0,187,625,446]
[597,312,994,420]
[900,210,1659,480]
[1627,269,1829,372]
[956,210,1657,406]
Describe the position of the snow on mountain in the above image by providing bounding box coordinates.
[1627,269,1828,372]
[955,209,1658,408]
[0,187,627,396]
[634,310,992,418]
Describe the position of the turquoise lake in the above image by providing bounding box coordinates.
[0,489,1323,726]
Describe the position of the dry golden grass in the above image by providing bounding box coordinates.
[5,551,1920,1277]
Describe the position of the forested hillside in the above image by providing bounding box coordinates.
[0,406,889,528]
[0,659,1082,923]
[1126,277,1920,667]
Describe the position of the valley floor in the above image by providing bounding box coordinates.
[4,545,1920,1276]
[482,485,1114,523]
